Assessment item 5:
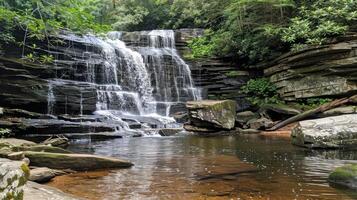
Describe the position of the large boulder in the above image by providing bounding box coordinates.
[291,114,357,149]
[0,158,30,200]
[186,100,236,131]
[24,151,133,171]
[329,164,357,189]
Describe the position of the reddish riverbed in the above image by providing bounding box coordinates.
[48,135,357,200]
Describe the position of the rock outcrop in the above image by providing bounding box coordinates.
[185,100,236,131]
[0,158,29,200]
[291,114,357,149]
[264,34,357,101]
[175,29,254,111]
[329,164,357,189]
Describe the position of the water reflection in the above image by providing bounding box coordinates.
[48,135,357,200]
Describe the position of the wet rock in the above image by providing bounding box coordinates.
[24,181,81,200]
[3,108,56,119]
[186,100,236,130]
[329,164,357,189]
[10,118,116,135]
[183,124,217,133]
[237,128,261,134]
[319,106,357,117]
[42,136,69,148]
[158,128,182,136]
[172,112,188,123]
[29,167,56,183]
[291,114,357,149]
[24,151,133,171]
[0,158,30,200]
[236,111,258,127]
[29,167,65,183]
[247,117,274,130]
[12,145,72,154]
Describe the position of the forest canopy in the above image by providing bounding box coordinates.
[1,0,356,63]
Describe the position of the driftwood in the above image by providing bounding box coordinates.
[268,95,357,131]
[195,169,259,181]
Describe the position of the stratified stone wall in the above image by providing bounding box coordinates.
[264,34,357,101]
[0,158,29,200]
[175,29,256,111]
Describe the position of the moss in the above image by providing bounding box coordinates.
[20,163,30,179]
[225,71,248,78]
[329,164,357,181]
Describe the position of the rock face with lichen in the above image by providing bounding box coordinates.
[291,114,357,149]
[264,35,357,101]
[0,158,29,200]
[329,164,357,189]
[185,100,236,131]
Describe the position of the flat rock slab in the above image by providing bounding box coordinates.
[24,181,81,200]
[24,151,133,171]
[291,114,357,149]
[186,100,236,130]
[0,138,36,147]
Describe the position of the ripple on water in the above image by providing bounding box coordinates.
[48,135,357,200]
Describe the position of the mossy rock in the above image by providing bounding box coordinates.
[24,151,133,171]
[329,164,357,189]
[186,100,236,130]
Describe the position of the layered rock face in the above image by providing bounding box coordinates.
[175,29,254,110]
[185,100,236,131]
[265,35,357,101]
[291,114,357,149]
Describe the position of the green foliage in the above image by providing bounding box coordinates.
[296,98,332,110]
[0,128,12,138]
[0,0,110,45]
[241,78,281,105]
[280,0,357,48]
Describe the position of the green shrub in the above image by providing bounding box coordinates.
[0,128,12,138]
[241,78,281,105]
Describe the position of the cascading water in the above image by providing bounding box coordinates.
[47,30,201,135]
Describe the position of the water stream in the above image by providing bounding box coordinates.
[48,135,357,200]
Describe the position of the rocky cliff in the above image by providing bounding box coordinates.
[175,29,255,111]
[264,34,357,101]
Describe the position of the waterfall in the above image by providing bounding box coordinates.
[48,30,201,135]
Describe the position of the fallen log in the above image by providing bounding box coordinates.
[268,95,357,131]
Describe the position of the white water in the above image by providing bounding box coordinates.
[47,30,201,135]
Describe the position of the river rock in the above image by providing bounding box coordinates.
[247,117,274,130]
[158,128,182,136]
[328,164,357,189]
[186,100,236,130]
[172,112,189,123]
[28,167,66,183]
[24,151,133,171]
[291,114,357,149]
[42,136,69,147]
[236,111,258,127]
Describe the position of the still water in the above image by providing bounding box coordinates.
[48,135,357,200]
